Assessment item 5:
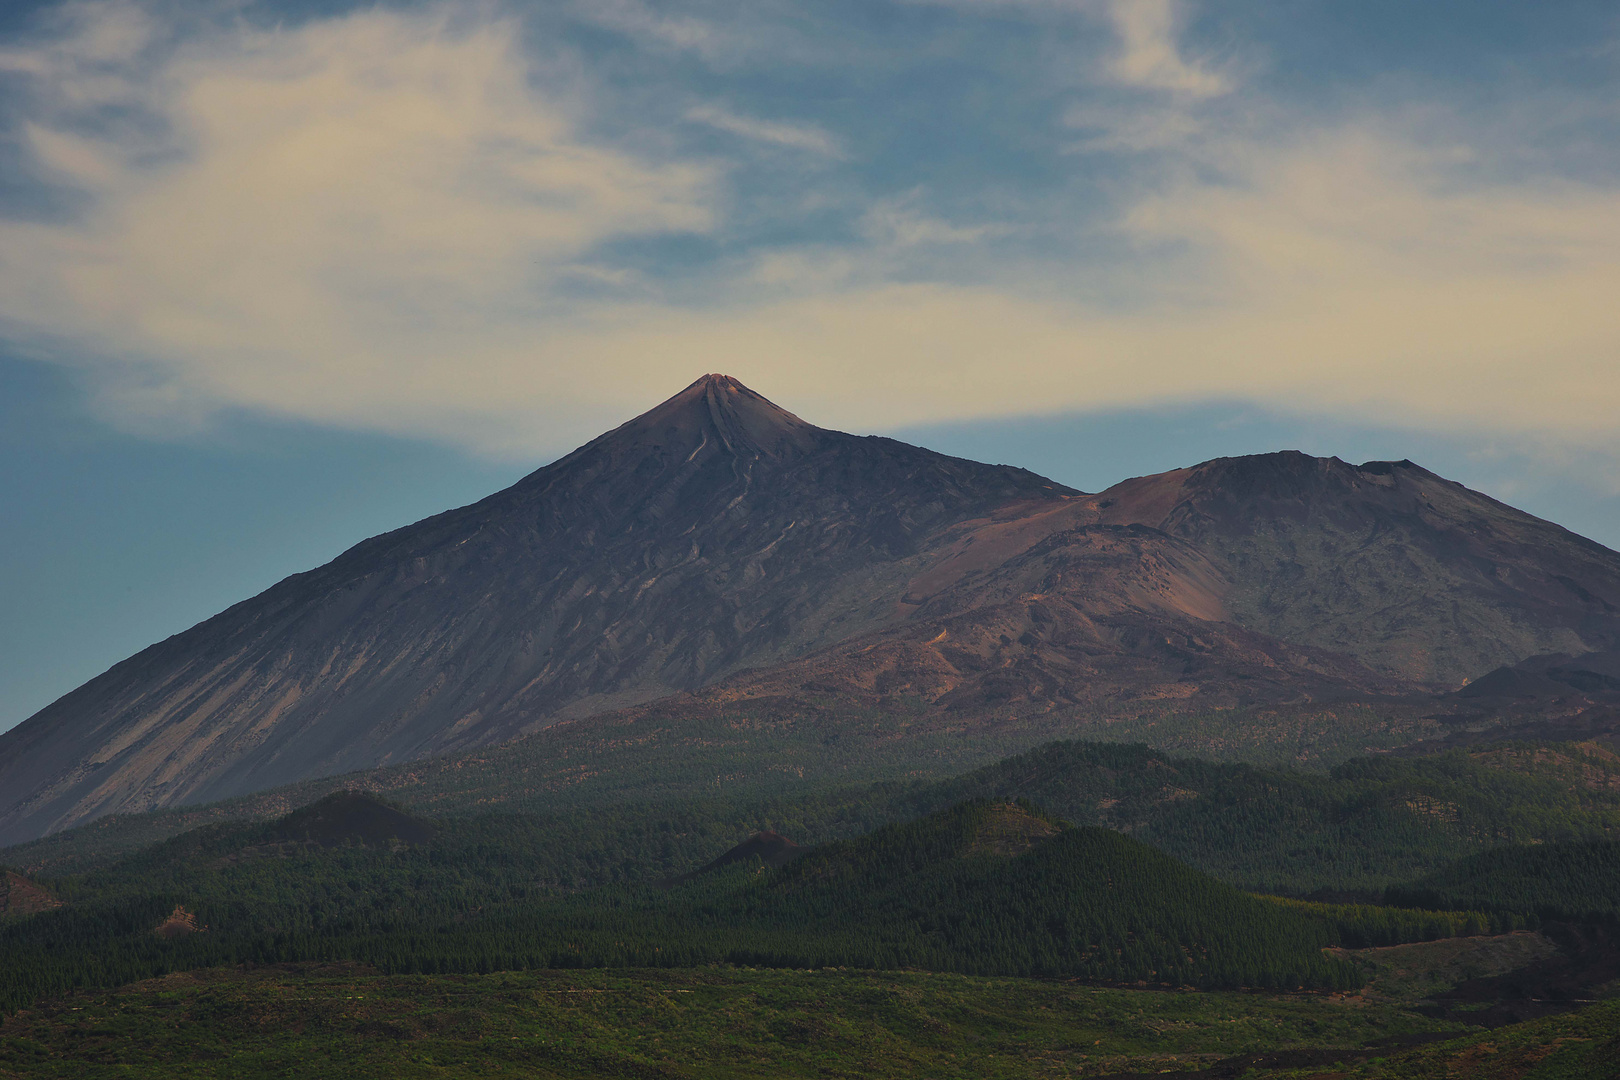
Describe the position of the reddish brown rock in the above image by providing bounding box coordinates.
[0,870,61,918]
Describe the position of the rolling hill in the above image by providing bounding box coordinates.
[0,797,1373,1012]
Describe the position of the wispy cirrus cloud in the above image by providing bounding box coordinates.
[568,0,728,59]
[0,1,716,445]
[1100,0,1229,98]
[860,194,1006,246]
[686,104,844,156]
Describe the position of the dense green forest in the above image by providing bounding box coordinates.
[9,737,1620,896]
[3,736,1617,1019]
[921,739,1620,893]
[1387,838,1620,922]
[3,793,1525,1013]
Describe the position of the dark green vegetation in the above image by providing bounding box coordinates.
[1348,999,1620,1079]
[3,798,1426,1014]
[0,700,1454,879]
[12,734,1620,896]
[1264,898,1522,948]
[0,964,1463,1080]
[1389,838,1620,922]
[3,736,1617,1014]
[12,928,1618,1080]
[1339,931,1564,1006]
[602,802,1368,989]
[936,738,1620,893]
[2,736,1619,1076]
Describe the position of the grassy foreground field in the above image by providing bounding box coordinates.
[0,964,1460,1080]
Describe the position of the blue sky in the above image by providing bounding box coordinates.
[2,0,1619,732]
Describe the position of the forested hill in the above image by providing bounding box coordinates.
[911,738,1620,893]
[1388,839,1620,922]
[677,800,1364,988]
[7,736,1620,899]
[0,798,1387,1012]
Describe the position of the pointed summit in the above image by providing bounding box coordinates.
[501,373,832,513]
[0,376,1076,842]
[665,373,814,433]
[588,373,823,468]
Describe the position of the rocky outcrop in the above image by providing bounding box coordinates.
[0,871,61,918]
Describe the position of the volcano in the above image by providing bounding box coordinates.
[3,375,1619,844]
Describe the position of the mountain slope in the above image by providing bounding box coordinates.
[1092,453,1620,684]
[702,452,1620,723]
[4,377,1620,846]
[1389,838,1620,921]
[0,376,1075,842]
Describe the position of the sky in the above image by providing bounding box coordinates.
[2,0,1619,733]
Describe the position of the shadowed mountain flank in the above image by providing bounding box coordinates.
[1090,454,1620,685]
[3,378,1620,846]
[1456,647,1620,704]
[679,831,805,884]
[0,376,1073,842]
[268,791,434,848]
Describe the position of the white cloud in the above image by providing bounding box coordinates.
[860,196,1005,246]
[686,104,844,156]
[1101,0,1229,98]
[914,0,1230,98]
[1057,0,1235,158]
[499,122,1620,452]
[1062,98,1202,152]
[1,0,153,70]
[1,0,1618,467]
[571,0,735,63]
[0,2,715,448]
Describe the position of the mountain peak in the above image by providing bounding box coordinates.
[20,376,1620,846]
[605,373,823,464]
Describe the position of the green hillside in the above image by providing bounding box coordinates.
[917,739,1620,893]
[1388,838,1620,922]
[645,800,1363,988]
[8,737,1620,900]
[0,965,1464,1080]
[0,796,1431,1012]
[0,702,1454,878]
